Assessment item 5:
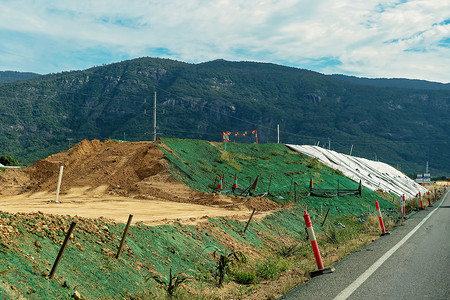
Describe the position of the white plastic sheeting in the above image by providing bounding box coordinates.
[286,144,427,200]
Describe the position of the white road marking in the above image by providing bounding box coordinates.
[334,189,449,300]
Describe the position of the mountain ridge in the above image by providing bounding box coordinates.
[0,71,41,84]
[0,57,448,175]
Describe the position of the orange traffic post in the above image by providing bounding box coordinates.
[303,210,334,277]
[375,201,390,236]
[402,194,406,218]
[419,192,424,210]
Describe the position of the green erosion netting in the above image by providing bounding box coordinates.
[159,138,395,215]
[0,201,393,299]
[0,138,404,298]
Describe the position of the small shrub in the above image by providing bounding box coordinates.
[150,268,189,297]
[276,243,302,258]
[199,164,212,172]
[323,225,342,246]
[207,247,245,286]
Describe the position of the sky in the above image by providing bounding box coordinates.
[0,0,449,83]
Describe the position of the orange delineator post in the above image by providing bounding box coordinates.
[303,210,335,277]
[419,192,424,210]
[402,194,406,218]
[303,210,324,269]
[375,201,389,235]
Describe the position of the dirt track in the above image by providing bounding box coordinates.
[0,139,277,225]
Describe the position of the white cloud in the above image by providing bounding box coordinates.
[0,0,449,82]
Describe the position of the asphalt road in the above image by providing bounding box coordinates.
[280,188,450,300]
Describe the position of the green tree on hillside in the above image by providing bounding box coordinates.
[0,155,19,166]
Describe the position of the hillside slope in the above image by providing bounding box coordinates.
[0,138,415,299]
[0,57,448,175]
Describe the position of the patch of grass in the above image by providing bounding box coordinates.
[231,270,257,284]
[220,151,233,162]
[256,257,288,280]
[304,157,324,171]
[271,151,283,156]
[228,162,242,172]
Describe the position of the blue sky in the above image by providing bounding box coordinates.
[0,0,449,83]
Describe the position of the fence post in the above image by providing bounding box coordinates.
[49,221,77,279]
[243,208,256,233]
[116,214,133,259]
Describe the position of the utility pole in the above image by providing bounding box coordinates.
[277,124,280,144]
[349,144,353,156]
[153,89,157,142]
[426,161,428,174]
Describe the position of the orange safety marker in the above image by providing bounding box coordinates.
[402,194,406,218]
[217,176,223,190]
[232,175,238,190]
[375,201,390,236]
[419,192,424,210]
[303,210,334,277]
[427,191,432,207]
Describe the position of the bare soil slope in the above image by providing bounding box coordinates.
[0,139,278,224]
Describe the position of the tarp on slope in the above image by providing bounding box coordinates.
[286,145,427,200]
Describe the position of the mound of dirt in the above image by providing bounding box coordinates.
[26,139,168,194]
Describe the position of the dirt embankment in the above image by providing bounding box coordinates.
[0,139,279,224]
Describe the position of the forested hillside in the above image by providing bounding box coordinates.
[0,71,40,84]
[0,57,448,175]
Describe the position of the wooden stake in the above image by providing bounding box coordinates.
[294,182,297,201]
[49,221,77,279]
[321,208,331,226]
[55,165,64,203]
[289,178,293,194]
[337,179,340,197]
[116,214,133,259]
[243,208,256,233]
[267,175,272,194]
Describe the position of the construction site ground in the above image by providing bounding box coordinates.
[1,138,431,299]
[0,139,275,226]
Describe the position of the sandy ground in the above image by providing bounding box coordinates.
[0,188,265,226]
